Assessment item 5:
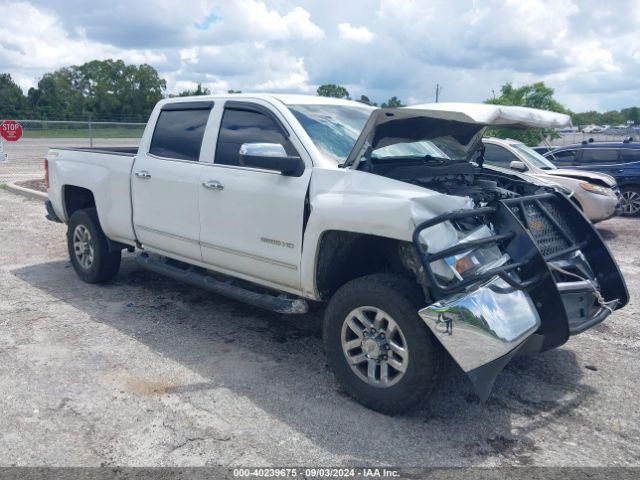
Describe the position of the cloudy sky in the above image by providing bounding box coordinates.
[1,0,639,111]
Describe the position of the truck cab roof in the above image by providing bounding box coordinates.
[159,93,374,108]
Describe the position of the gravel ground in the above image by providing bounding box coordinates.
[0,189,639,467]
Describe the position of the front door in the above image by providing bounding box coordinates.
[198,102,311,291]
[132,103,212,261]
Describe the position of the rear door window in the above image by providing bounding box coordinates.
[215,107,296,167]
[579,149,620,164]
[149,108,211,161]
[482,143,519,167]
[620,149,640,163]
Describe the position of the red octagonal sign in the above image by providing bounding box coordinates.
[1,120,23,142]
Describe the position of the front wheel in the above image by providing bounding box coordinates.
[323,274,444,414]
[619,186,640,217]
[67,208,121,283]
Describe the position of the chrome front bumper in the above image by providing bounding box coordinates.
[419,277,540,373]
[418,276,540,373]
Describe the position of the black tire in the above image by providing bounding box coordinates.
[323,274,443,414]
[619,186,640,217]
[67,208,121,283]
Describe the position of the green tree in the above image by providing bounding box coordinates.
[178,83,211,96]
[0,74,28,118]
[356,94,377,106]
[317,84,350,99]
[381,96,404,108]
[76,60,166,121]
[600,110,626,125]
[227,89,242,94]
[485,82,568,145]
[571,110,601,126]
[621,106,639,125]
[27,67,85,119]
[26,59,166,121]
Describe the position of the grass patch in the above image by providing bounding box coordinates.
[23,127,145,139]
[0,183,6,190]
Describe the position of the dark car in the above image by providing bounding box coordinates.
[544,141,640,216]
[532,146,555,156]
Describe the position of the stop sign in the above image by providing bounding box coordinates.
[1,120,23,142]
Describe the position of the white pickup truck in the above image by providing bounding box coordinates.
[45,95,629,414]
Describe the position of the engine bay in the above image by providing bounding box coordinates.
[359,157,549,207]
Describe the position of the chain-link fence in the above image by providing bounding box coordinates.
[0,120,145,184]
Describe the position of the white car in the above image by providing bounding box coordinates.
[582,124,605,133]
[44,96,629,414]
[482,137,620,222]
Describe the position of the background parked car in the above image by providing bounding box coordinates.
[582,125,605,133]
[482,138,619,222]
[532,146,555,156]
[544,142,640,217]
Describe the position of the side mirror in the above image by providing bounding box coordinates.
[239,143,304,176]
[510,160,527,172]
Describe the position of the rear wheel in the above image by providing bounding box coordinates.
[619,186,640,217]
[323,274,443,414]
[67,208,121,283]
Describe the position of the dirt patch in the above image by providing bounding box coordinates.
[119,375,182,396]
[16,178,46,192]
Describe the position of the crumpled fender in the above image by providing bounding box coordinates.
[300,167,470,299]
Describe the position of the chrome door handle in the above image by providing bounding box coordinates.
[135,170,152,179]
[202,180,224,191]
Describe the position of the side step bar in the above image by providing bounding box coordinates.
[136,253,309,314]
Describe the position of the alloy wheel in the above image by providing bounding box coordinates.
[621,190,640,215]
[341,306,409,388]
[73,224,94,269]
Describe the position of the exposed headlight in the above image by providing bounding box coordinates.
[442,226,509,281]
[580,182,609,196]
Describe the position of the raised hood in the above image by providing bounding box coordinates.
[344,103,572,168]
[543,168,617,187]
[411,103,572,129]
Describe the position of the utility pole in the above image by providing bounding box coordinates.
[435,84,442,103]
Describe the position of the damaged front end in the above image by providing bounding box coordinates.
[413,192,629,400]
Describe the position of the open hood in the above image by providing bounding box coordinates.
[344,103,572,168]
[410,103,572,129]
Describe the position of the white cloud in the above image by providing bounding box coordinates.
[200,1,324,43]
[0,2,169,71]
[1,0,639,111]
[337,23,374,43]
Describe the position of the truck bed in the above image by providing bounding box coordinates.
[47,145,138,246]
[54,146,138,156]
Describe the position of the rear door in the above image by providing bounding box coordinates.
[572,148,622,175]
[615,149,640,185]
[198,100,312,291]
[131,101,213,261]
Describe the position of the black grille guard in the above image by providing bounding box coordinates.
[412,191,629,351]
